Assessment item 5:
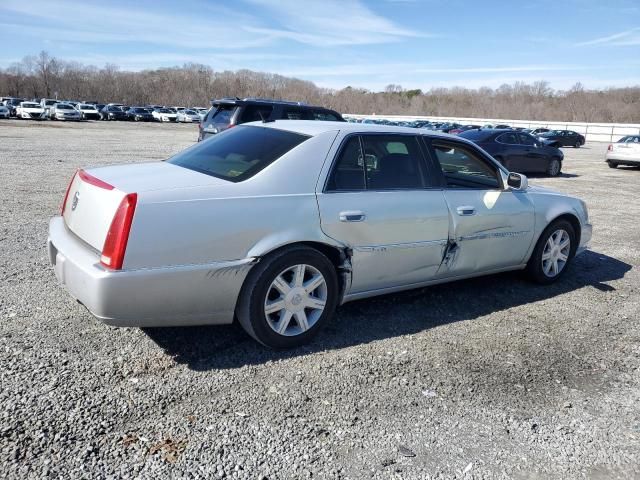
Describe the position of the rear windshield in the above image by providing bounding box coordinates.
[459,130,495,142]
[208,105,236,125]
[168,125,309,182]
[57,104,74,110]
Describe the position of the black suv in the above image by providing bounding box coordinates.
[198,98,345,141]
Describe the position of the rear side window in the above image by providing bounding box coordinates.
[326,135,427,191]
[326,137,366,191]
[282,108,313,120]
[168,126,309,182]
[313,110,340,121]
[431,141,500,189]
[240,105,274,123]
[208,105,236,125]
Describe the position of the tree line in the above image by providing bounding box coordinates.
[1,51,638,123]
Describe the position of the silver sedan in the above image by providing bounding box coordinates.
[606,135,640,168]
[48,121,592,348]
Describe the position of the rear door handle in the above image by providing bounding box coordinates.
[339,211,366,222]
[456,206,476,216]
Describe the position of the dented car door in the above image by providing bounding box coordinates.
[426,139,535,276]
[317,133,450,294]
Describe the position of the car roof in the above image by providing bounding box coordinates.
[246,119,465,140]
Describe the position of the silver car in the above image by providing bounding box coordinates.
[48,122,592,348]
[606,135,640,168]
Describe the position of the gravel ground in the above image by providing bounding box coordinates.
[1,119,639,479]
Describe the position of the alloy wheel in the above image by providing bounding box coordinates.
[264,264,327,337]
[542,229,571,277]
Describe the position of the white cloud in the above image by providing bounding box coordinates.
[575,27,640,47]
[243,0,429,46]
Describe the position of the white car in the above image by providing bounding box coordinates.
[77,104,100,120]
[0,105,9,119]
[176,109,201,123]
[152,108,177,122]
[48,121,591,348]
[16,102,46,120]
[194,107,209,120]
[51,103,82,121]
[606,135,640,168]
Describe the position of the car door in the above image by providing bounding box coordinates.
[316,133,451,293]
[518,133,548,173]
[424,138,535,277]
[495,131,525,171]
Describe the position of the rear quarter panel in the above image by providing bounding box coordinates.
[123,130,341,270]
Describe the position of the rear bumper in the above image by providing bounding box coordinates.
[606,157,640,166]
[47,217,254,327]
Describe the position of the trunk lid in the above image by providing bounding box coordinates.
[62,162,227,251]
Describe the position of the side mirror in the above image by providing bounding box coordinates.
[507,172,528,190]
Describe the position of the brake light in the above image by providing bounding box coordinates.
[60,171,78,215]
[78,169,114,190]
[607,144,613,151]
[100,193,138,270]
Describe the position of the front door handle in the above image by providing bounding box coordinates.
[456,206,476,216]
[339,211,366,222]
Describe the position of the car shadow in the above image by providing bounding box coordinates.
[143,250,631,371]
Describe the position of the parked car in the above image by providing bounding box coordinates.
[198,98,345,141]
[176,109,201,123]
[538,130,585,148]
[528,128,550,135]
[0,105,10,119]
[77,104,100,120]
[126,107,154,122]
[3,97,25,117]
[432,122,462,133]
[94,104,106,113]
[460,129,564,176]
[51,103,81,121]
[152,108,177,122]
[605,135,640,168]
[16,101,46,119]
[449,125,481,135]
[100,105,128,121]
[48,121,591,348]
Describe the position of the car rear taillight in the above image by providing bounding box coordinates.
[100,193,138,270]
[78,169,115,190]
[60,171,78,215]
[607,144,613,151]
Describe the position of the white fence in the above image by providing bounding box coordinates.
[344,114,640,143]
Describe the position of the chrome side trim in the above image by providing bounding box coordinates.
[457,230,531,242]
[341,264,527,304]
[119,257,257,274]
[354,239,448,253]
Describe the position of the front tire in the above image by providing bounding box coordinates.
[236,246,339,349]
[547,158,561,176]
[526,219,576,284]
[574,140,581,148]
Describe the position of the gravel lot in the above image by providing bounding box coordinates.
[1,119,639,479]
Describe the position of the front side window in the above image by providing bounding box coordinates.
[431,141,501,189]
[168,126,309,182]
[497,132,519,145]
[518,133,536,146]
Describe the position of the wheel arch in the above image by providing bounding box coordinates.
[247,240,352,301]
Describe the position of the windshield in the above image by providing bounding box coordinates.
[57,104,74,110]
[168,125,309,182]
[79,105,94,110]
[22,103,39,108]
[459,130,495,142]
[184,109,196,114]
[157,108,171,113]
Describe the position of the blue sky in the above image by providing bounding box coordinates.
[0,0,638,91]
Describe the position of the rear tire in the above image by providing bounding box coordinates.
[607,161,618,169]
[574,141,581,148]
[236,246,339,349]
[526,219,576,284]
[547,158,561,176]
